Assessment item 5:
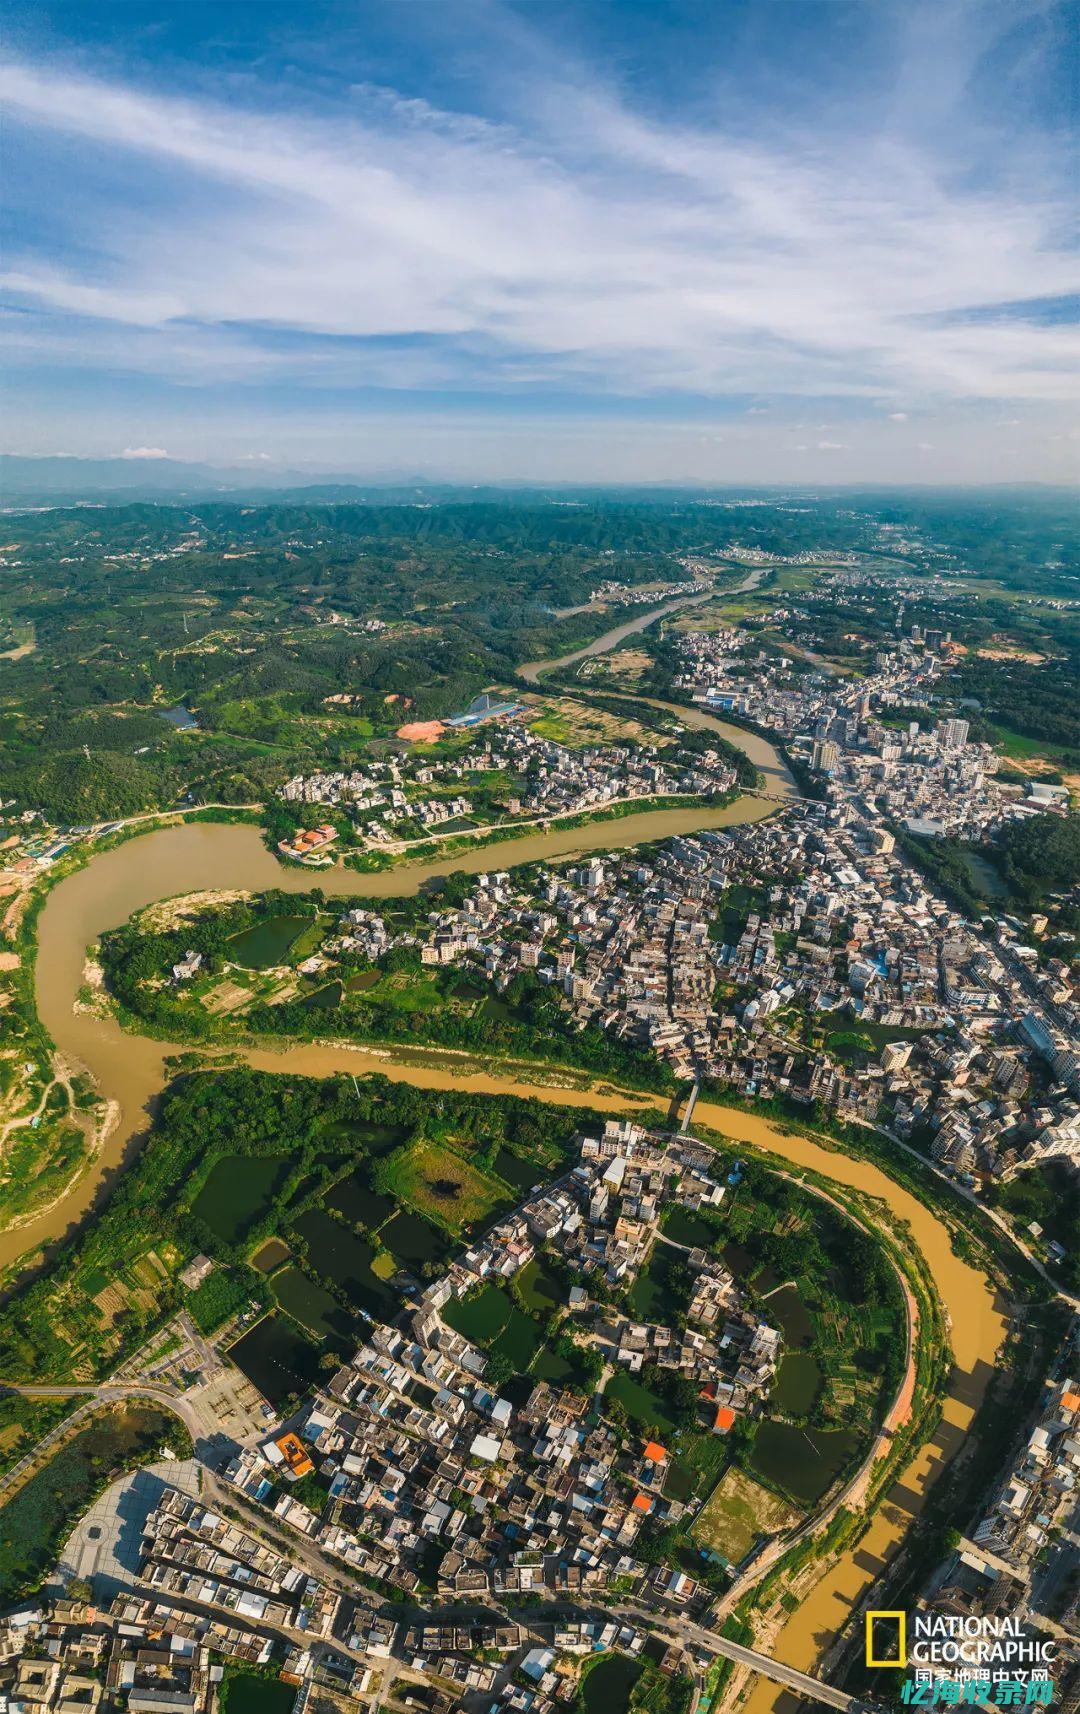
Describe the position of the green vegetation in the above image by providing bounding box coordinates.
[0,496,836,822]
[612,1148,908,1582]
[2,491,1071,822]
[574,1649,691,1714]
[887,824,1000,919]
[0,1405,189,1604]
[575,1648,692,1714]
[888,814,1080,920]
[0,882,100,1233]
[373,1137,511,1234]
[984,1161,1080,1293]
[995,812,1080,904]
[691,1465,800,1564]
[218,1666,294,1714]
[953,654,1080,756]
[100,890,679,1092]
[0,1069,583,1437]
[186,1266,261,1334]
[443,1251,599,1394]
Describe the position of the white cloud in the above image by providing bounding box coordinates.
[817,440,849,450]
[1,32,1077,419]
[888,411,909,421]
[119,446,170,459]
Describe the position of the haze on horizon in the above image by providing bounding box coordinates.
[1,0,1078,487]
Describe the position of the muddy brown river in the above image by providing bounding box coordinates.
[15,710,1004,1709]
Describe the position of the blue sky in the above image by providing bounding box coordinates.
[2,0,1077,483]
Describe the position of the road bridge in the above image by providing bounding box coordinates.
[680,1077,701,1133]
[652,1611,871,1714]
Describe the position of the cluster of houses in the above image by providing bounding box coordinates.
[587,572,712,606]
[248,1123,777,1610]
[138,1488,342,1640]
[0,1592,277,1713]
[676,617,1067,842]
[307,791,1077,1186]
[278,718,739,854]
[968,1372,1080,1594]
[0,1120,774,1709]
[914,1352,1080,1712]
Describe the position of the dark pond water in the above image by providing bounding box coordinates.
[299,981,342,1011]
[346,969,382,991]
[219,1672,296,1714]
[750,1419,858,1506]
[663,1206,719,1248]
[961,850,1008,900]
[772,1351,823,1416]
[273,1266,356,1341]
[722,1240,755,1279]
[443,1283,542,1371]
[722,1239,778,1295]
[321,1119,409,1157]
[765,1283,814,1347]
[291,1209,396,1317]
[159,705,199,731]
[228,914,312,969]
[579,1653,645,1712]
[625,1247,681,1323]
[192,1154,291,1242]
[326,1173,394,1231]
[493,1147,543,1194]
[227,1312,324,1407]
[251,1237,291,1274]
[380,1209,449,1268]
[664,1460,696,1503]
[531,1347,577,1384]
[443,1282,507,1342]
[517,1256,565,1314]
[491,1308,543,1370]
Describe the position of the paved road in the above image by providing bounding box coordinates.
[643,1608,869,1714]
[0,1379,238,1509]
[3,1381,205,1444]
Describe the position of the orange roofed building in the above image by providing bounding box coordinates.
[713,1405,736,1434]
[265,1430,314,1480]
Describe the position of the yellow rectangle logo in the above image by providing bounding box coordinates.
[866,1610,906,1668]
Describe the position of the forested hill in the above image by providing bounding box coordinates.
[0,491,1074,823]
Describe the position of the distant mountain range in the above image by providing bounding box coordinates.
[0,455,1063,507]
[0,454,393,502]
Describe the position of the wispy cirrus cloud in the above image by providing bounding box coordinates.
[0,0,1076,478]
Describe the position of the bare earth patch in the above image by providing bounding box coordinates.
[976,642,1046,664]
[691,1464,802,1563]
